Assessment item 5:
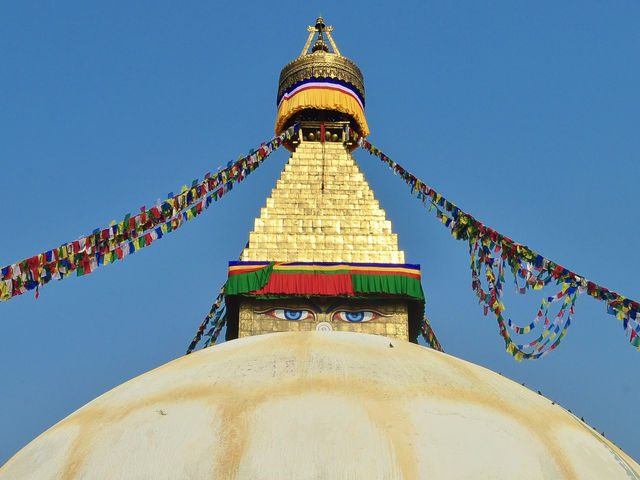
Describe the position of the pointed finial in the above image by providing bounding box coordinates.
[312,15,329,53]
[300,15,341,56]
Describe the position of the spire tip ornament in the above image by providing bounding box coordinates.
[311,15,329,53]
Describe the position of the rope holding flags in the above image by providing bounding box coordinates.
[0,125,300,303]
[469,238,579,359]
[421,317,443,352]
[358,136,640,360]
[186,286,227,354]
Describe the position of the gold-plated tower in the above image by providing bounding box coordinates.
[229,17,415,343]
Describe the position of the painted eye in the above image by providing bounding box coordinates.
[333,311,379,323]
[267,309,314,321]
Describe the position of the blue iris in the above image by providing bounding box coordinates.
[284,310,303,320]
[345,312,365,322]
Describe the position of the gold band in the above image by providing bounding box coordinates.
[278,52,365,105]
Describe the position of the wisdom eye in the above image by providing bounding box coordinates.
[332,311,380,323]
[266,309,314,321]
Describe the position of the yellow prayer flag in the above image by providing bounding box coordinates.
[0,281,9,301]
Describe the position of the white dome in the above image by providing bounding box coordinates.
[2,331,638,479]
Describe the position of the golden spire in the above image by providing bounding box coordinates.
[236,18,410,342]
[253,17,395,262]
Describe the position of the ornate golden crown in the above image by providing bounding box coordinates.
[277,15,365,105]
[275,16,369,137]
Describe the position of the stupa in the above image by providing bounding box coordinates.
[1,17,639,479]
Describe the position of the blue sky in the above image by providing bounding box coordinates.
[1,1,639,464]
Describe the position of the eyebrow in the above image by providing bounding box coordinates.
[255,300,345,313]
[307,299,346,313]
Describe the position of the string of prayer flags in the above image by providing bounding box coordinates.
[0,125,300,303]
[358,136,640,359]
[186,286,226,354]
[202,308,228,348]
[185,251,252,354]
[421,317,443,352]
[470,236,579,360]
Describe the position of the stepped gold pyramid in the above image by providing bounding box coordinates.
[240,140,405,263]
